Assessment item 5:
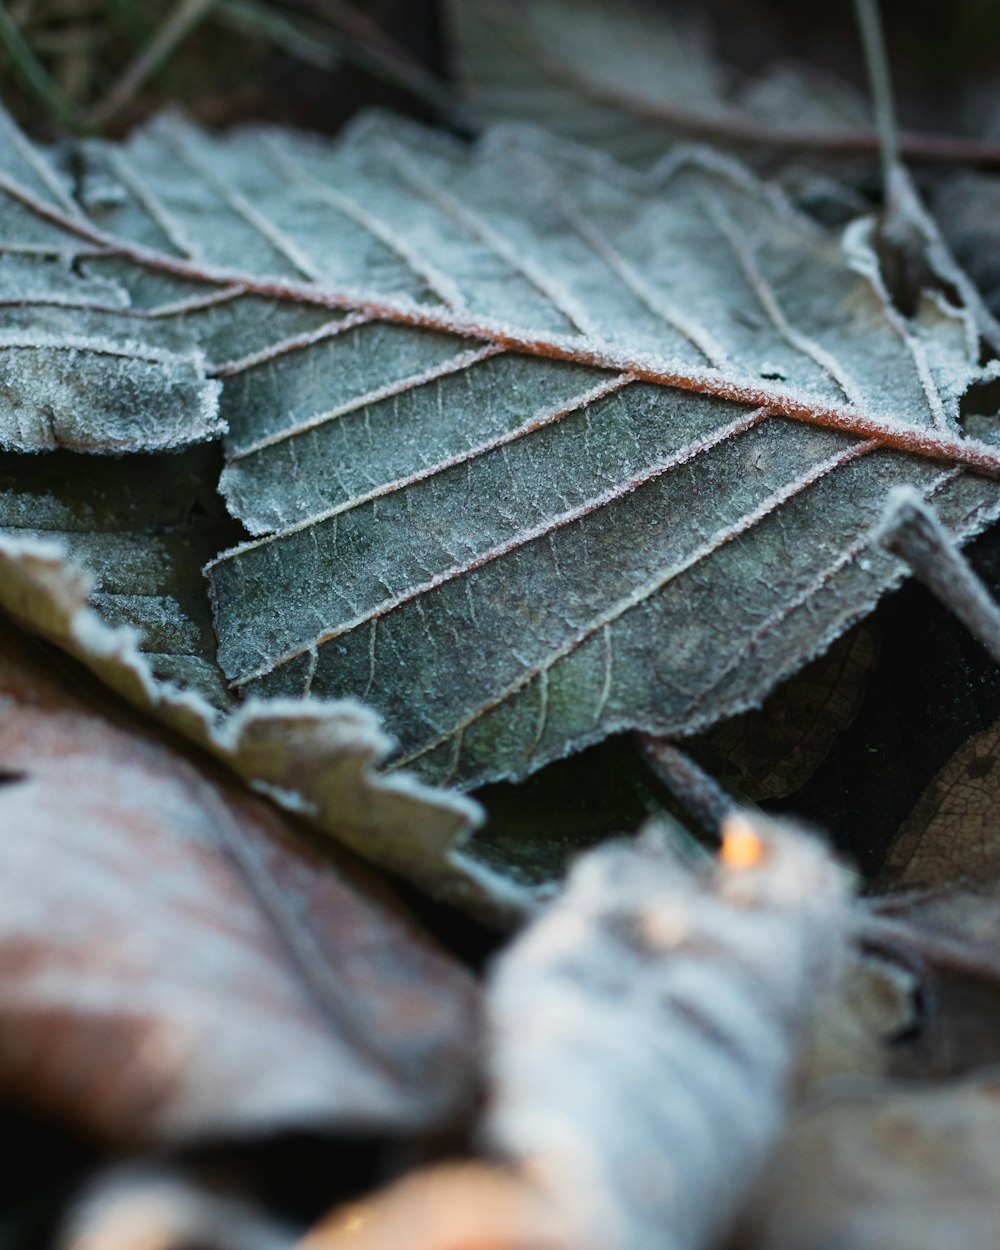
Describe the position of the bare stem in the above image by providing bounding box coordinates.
[635,734,736,835]
[877,486,1000,666]
[853,0,899,193]
[531,25,1000,169]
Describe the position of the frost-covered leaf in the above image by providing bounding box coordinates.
[0,535,494,910]
[0,614,479,1146]
[445,0,870,168]
[0,445,239,706]
[0,106,221,451]
[4,107,1000,798]
[483,816,851,1250]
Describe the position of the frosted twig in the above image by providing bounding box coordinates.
[484,816,852,1250]
[877,485,1000,666]
[853,0,900,194]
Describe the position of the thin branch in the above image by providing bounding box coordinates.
[535,45,1000,171]
[853,0,899,191]
[634,735,737,835]
[877,485,1000,666]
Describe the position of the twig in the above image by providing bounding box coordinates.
[86,0,218,130]
[876,485,1000,666]
[634,733,736,835]
[535,43,1000,170]
[853,0,899,192]
[0,0,79,126]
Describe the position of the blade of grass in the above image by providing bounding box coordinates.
[86,0,218,130]
[215,0,342,70]
[0,0,79,126]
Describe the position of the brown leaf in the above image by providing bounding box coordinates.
[753,1073,1000,1250]
[802,948,918,1086]
[693,626,876,803]
[0,535,494,914]
[0,617,479,1147]
[867,884,1000,1079]
[882,717,1000,888]
[868,721,1000,1076]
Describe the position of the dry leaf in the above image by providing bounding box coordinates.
[4,106,1000,801]
[445,0,870,168]
[883,716,1000,887]
[693,626,876,802]
[0,444,239,707]
[0,614,479,1146]
[0,534,502,911]
[483,815,851,1250]
[753,1072,1000,1250]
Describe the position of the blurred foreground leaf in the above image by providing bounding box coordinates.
[0,615,479,1146]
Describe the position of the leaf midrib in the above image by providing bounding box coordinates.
[3,165,999,480]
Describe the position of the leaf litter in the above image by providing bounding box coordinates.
[0,612,479,1147]
[5,4,1000,1247]
[4,100,1000,807]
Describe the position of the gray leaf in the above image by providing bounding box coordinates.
[4,107,1000,798]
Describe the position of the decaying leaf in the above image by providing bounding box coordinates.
[0,535,501,909]
[883,715,1000,887]
[5,103,1000,801]
[483,815,851,1250]
[861,728,1000,1077]
[692,626,876,802]
[0,444,239,707]
[445,0,870,169]
[0,613,479,1145]
[753,1072,1000,1250]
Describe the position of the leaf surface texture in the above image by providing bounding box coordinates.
[3,107,1000,794]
